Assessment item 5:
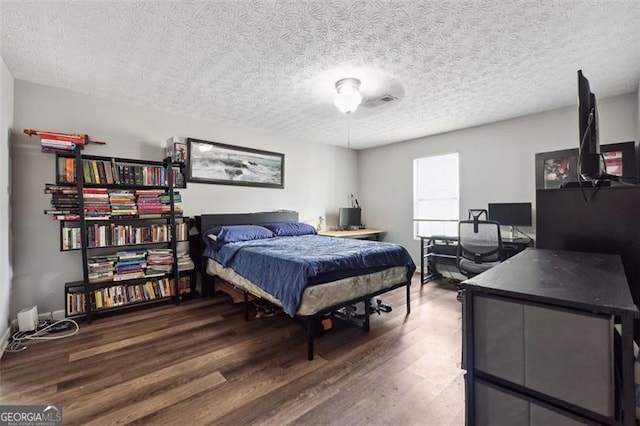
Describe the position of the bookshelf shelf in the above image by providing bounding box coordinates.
[65,297,173,319]
[65,269,194,289]
[55,152,186,189]
[92,296,175,314]
[60,240,190,252]
[43,146,196,321]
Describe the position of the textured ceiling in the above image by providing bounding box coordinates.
[1,1,640,149]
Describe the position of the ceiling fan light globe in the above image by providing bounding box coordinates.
[334,77,363,114]
[334,91,363,114]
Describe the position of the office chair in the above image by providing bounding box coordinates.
[467,209,488,221]
[457,218,503,277]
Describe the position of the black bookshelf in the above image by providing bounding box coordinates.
[48,148,194,321]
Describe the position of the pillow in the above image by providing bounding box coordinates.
[204,225,274,248]
[261,222,317,237]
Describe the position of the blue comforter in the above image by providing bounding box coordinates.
[205,235,415,316]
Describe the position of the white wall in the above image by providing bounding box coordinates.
[358,92,638,264]
[10,81,358,316]
[0,57,15,344]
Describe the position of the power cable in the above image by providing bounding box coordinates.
[6,319,80,353]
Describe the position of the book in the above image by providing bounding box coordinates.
[66,158,75,183]
[97,161,106,184]
[38,132,86,144]
[92,161,100,184]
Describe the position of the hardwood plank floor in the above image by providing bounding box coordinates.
[0,275,464,425]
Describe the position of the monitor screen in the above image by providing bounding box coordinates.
[339,207,361,230]
[488,203,532,227]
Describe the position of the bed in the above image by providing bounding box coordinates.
[196,211,416,360]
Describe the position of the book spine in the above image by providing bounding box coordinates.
[97,162,106,184]
[66,158,75,183]
[92,161,100,184]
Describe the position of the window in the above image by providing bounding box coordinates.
[413,153,459,238]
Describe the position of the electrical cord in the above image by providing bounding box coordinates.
[5,319,80,353]
[576,111,604,203]
[573,112,640,200]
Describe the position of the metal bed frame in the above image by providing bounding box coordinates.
[196,211,411,360]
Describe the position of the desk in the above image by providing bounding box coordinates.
[501,236,534,255]
[317,229,385,241]
[462,249,638,425]
[420,235,533,285]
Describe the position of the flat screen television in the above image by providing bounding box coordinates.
[577,70,602,180]
[339,207,362,230]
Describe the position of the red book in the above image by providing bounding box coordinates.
[38,132,86,145]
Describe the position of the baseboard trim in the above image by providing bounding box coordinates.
[0,326,11,360]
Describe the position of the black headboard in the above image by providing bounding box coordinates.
[194,211,299,297]
[196,211,299,235]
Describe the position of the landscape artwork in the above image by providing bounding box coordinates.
[186,138,284,188]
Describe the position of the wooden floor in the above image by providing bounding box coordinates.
[0,275,464,425]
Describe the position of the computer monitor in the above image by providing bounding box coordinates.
[488,203,532,238]
[339,207,361,230]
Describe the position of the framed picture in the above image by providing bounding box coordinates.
[166,138,187,163]
[535,148,578,189]
[186,138,284,188]
[535,141,637,189]
[601,141,636,178]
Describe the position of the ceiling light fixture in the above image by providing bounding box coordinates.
[334,78,363,114]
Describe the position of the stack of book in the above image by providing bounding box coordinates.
[94,285,127,308]
[150,223,171,243]
[67,291,86,315]
[171,167,185,187]
[146,248,173,276]
[159,191,183,216]
[136,189,164,218]
[175,222,188,241]
[114,162,166,186]
[83,158,116,185]
[177,276,191,294]
[114,250,147,281]
[44,184,80,220]
[93,278,176,310]
[177,250,195,271]
[57,157,77,184]
[40,132,85,153]
[109,190,137,218]
[61,227,82,250]
[83,188,110,220]
[87,254,117,283]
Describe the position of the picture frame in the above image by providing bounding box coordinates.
[600,141,637,178]
[186,138,284,188]
[535,141,637,189]
[535,148,578,190]
[166,137,187,163]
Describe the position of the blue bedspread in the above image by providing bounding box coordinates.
[205,235,416,316]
